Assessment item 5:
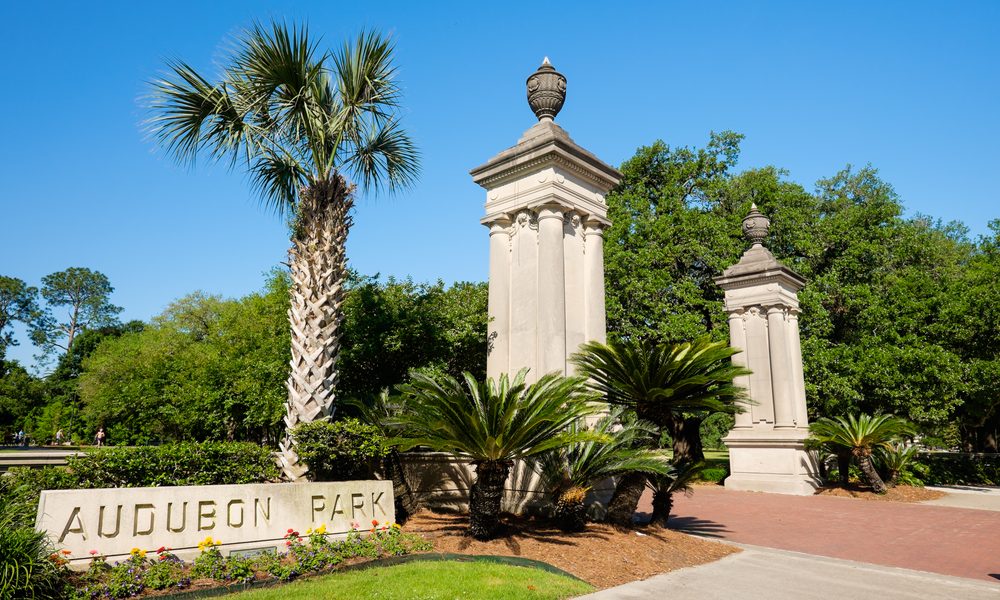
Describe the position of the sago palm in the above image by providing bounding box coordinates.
[808,414,916,494]
[573,336,750,462]
[534,408,671,531]
[573,336,749,526]
[648,461,705,527]
[148,22,418,480]
[393,369,605,540]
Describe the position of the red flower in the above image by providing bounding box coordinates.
[371,519,379,526]
[156,546,166,553]
[287,528,294,533]
[159,555,168,561]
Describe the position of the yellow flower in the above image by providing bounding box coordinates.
[214,539,221,546]
[316,524,327,535]
[305,528,313,535]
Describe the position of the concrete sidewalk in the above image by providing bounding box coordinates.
[921,485,1000,512]
[578,544,1000,599]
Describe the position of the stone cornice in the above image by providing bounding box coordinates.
[470,121,622,192]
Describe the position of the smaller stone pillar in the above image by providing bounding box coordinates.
[715,205,821,495]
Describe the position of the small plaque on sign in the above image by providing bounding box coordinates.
[229,546,276,559]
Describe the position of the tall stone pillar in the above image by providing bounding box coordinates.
[715,205,821,495]
[471,59,621,382]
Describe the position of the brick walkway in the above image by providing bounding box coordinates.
[640,486,1000,583]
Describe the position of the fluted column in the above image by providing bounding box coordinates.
[583,219,606,346]
[767,306,795,428]
[486,217,511,379]
[537,204,567,376]
[728,310,752,428]
[787,309,808,427]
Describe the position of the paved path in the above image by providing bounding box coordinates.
[579,544,1000,599]
[639,485,1000,583]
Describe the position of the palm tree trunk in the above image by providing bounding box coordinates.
[277,177,354,482]
[670,414,705,463]
[388,449,419,520]
[606,472,646,528]
[836,451,851,487]
[857,453,887,494]
[648,484,674,528]
[469,460,511,540]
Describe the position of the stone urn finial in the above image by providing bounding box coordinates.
[526,57,566,122]
[742,202,771,247]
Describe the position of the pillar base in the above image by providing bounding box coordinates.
[723,427,821,496]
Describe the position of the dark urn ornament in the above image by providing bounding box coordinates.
[526,57,566,122]
[742,203,771,247]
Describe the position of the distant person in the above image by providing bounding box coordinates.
[95,427,106,447]
[17,429,25,447]
[55,429,64,445]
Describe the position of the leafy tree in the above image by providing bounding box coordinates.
[393,370,603,540]
[808,414,916,494]
[0,360,45,443]
[339,275,488,401]
[79,278,289,445]
[0,276,40,361]
[149,22,419,480]
[31,267,122,361]
[604,136,983,443]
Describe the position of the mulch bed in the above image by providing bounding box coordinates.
[815,484,945,502]
[405,510,740,589]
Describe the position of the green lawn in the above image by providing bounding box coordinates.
[224,560,593,600]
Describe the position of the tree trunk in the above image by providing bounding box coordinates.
[605,472,647,528]
[857,452,887,494]
[469,460,511,540]
[277,177,354,482]
[837,451,851,487]
[388,449,418,521]
[648,485,674,528]
[670,414,705,463]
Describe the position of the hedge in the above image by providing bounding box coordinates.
[915,452,1000,486]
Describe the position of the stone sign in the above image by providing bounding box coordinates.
[36,480,394,566]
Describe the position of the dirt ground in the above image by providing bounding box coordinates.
[405,510,740,589]
[815,484,946,502]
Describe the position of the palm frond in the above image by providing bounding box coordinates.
[146,59,248,166]
[572,336,751,422]
[343,117,419,195]
[808,414,916,454]
[391,370,606,462]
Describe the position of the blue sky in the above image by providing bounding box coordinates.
[2,1,998,369]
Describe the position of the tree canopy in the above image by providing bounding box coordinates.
[604,134,995,449]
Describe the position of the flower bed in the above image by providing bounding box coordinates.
[64,522,431,599]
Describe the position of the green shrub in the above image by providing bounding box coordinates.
[292,418,389,481]
[696,466,728,483]
[916,452,1000,486]
[68,442,279,488]
[0,498,66,600]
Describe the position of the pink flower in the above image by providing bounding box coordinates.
[89,550,99,556]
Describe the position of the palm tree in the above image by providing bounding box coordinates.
[878,441,919,488]
[808,414,916,494]
[648,461,705,527]
[393,369,605,540]
[573,336,750,463]
[148,22,418,480]
[534,409,672,531]
[572,336,749,525]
